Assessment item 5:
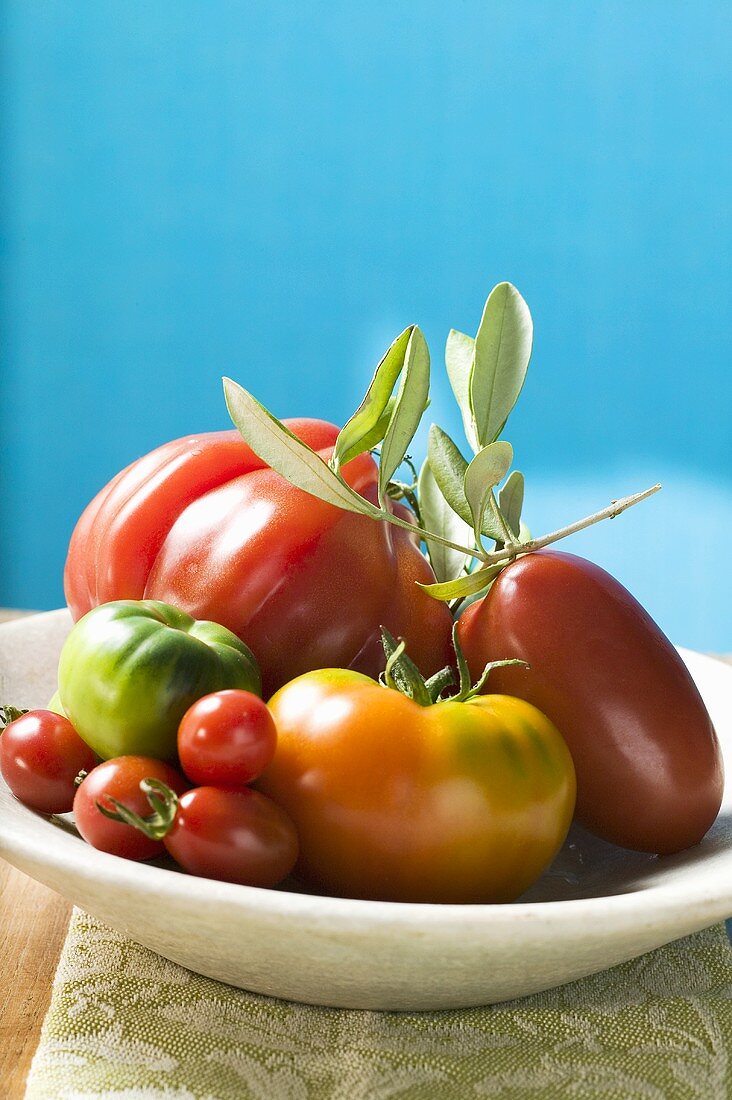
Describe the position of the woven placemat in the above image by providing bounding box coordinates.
[24,910,732,1100]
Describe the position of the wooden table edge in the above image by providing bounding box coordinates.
[1,608,72,1099]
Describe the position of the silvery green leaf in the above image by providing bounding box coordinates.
[338,397,396,466]
[378,326,430,501]
[417,459,473,583]
[223,378,381,518]
[332,328,413,470]
[427,425,504,540]
[418,563,502,602]
[470,283,533,446]
[498,470,524,540]
[445,329,479,452]
[463,441,514,545]
[427,424,472,526]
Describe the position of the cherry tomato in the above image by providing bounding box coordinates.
[0,710,97,813]
[74,756,188,860]
[163,787,298,887]
[260,669,575,903]
[178,690,277,788]
[457,550,724,854]
[64,424,454,696]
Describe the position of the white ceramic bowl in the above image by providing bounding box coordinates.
[0,610,730,1010]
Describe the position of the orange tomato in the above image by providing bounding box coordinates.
[260,669,576,904]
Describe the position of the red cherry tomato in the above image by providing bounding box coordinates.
[74,756,188,861]
[178,690,277,788]
[164,787,298,887]
[0,710,97,813]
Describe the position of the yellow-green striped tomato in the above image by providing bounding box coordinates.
[260,670,576,904]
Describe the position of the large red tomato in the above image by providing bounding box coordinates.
[457,550,724,855]
[65,422,453,695]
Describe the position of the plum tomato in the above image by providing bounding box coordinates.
[457,550,724,854]
[163,786,298,887]
[0,709,97,814]
[74,756,188,861]
[177,690,277,788]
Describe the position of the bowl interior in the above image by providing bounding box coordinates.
[1,608,730,909]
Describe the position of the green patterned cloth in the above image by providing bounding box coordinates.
[25,911,732,1100]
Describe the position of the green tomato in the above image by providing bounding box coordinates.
[47,690,65,716]
[58,600,261,760]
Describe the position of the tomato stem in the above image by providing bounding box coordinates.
[450,624,528,702]
[425,665,456,702]
[96,778,179,840]
[381,629,433,706]
[0,705,28,731]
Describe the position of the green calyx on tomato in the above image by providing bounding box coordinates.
[98,776,179,840]
[58,600,261,761]
[95,776,299,888]
[0,705,28,728]
[380,623,527,708]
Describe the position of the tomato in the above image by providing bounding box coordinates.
[457,551,724,855]
[58,600,260,761]
[162,787,298,887]
[260,668,576,903]
[178,690,277,788]
[0,710,97,814]
[74,756,188,860]
[63,424,453,696]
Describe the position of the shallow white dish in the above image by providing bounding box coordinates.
[0,609,730,1010]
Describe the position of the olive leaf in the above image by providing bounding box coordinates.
[427,425,505,542]
[336,397,395,466]
[426,425,471,525]
[470,282,533,447]
[417,563,503,602]
[463,442,514,546]
[417,459,473,583]
[223,378,381,518]
[378,326,430,503]
[498,469,524,541]
[445,329,479,453]
[331,328,413,471]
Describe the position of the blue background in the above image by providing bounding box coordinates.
[2,2,730,649]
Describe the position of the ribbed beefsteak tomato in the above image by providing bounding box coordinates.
[64,421,454,695]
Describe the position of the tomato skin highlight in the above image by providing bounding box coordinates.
[457,550,724,855]
[73,757,188,861]
[63,425,454,696]
[261,670,576,904]
[163,787,298,887]
[0,710,97,814]
[177,690,277,788]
